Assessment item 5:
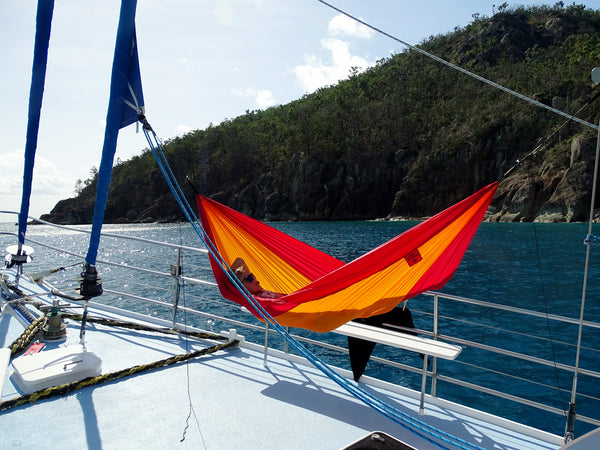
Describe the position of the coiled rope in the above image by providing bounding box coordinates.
[1,278,40,324]
[9,315,46,357]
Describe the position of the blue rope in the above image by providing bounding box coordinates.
[18,0,55,246]
[86,0,140,266]
[142,125,484,450]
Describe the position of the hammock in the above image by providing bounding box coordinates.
[197,182,497,332]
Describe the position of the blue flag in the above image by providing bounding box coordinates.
[120,31,145,129]
[86,0,143,267]
[18,0,55,245]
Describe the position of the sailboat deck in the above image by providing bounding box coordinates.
[1,294,562,450]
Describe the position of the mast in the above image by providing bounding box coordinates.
[565,66,600,443]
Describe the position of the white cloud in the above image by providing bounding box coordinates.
[10,154,70,197]
[0,150,23,196]
[176,124,194,134]
[232,87,277,110]
[292,38,373,93]
[291,13,376,94]
[328,14,373,39]
[33,156,75,196]
[0,150,75,217]
[255,89,276,109]
[0,151,70,196]
[213,2,235,26]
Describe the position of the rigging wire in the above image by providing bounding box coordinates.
[531,223,567,415]
[315,0,598,132]
[501,89,600,180]
[566,109,600,442]
[175,225,201,443]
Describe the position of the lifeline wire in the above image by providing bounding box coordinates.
[142,122,484,450]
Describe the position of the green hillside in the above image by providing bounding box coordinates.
[45,3,600,224]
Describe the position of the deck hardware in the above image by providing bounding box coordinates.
[42,301,67,341]
[64,360,83,371]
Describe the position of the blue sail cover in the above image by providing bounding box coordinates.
[18,0,55,246]
[120,32,145,129]
[86,0,144,266]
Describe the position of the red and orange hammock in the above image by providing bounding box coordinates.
[197,182,497,332]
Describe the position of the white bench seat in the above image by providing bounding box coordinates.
[0,347,11,397]
[334,321,461,360]
[333,321,461,414]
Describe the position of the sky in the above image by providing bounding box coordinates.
[2,0,600,219]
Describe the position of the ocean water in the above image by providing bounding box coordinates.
[273,221,600,436]
[1,219,599,438]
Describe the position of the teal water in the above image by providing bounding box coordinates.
[1,220,599,438]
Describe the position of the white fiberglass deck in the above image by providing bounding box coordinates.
[1,298,562,450]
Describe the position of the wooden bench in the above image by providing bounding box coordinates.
[334,321,462,414]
